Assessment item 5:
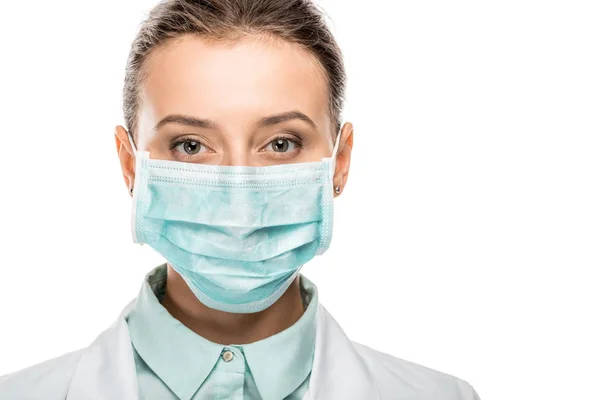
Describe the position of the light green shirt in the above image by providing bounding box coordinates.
[126,264,317,400]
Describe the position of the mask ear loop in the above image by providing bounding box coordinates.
[315,128,341,255]
[330,127,342,190]
[127,131,138,152]
[126,132,137,195]
[127,131,148,244]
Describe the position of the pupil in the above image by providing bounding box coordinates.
[272,139,289,152]
[184,141,200,154]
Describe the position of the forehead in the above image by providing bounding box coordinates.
[139,34,330,130]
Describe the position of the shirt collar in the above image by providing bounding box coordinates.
[243,274,317,400]
[126,264,318,400]
[127,265,222,399]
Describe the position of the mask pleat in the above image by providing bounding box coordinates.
[145,184,324,228]
[143,220,321,262]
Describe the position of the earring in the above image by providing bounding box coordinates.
[334,186,341,194]
[130,188,134,195]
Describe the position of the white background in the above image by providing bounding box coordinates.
[0,1,599,399]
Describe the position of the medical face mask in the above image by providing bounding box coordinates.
[129,133,339,313]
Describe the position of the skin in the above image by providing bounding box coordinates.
[115,33,353,345]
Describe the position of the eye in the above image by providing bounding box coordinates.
[175,140,205,155]
[270,138,297,153]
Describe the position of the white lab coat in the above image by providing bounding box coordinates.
[0,299,480,400]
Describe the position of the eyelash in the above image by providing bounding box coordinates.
[267,134,304,150]
[168,133,304,160]
[169,135,205,151]
[170,135,303,149]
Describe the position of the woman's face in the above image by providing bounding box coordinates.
[116,34,353,192]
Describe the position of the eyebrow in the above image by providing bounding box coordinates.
[258,110,317,129]
[154,110,317,131]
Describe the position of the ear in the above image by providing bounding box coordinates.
[114,125,136,197]
[334,122,354,198]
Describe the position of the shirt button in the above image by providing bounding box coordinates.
[222,350,234,362]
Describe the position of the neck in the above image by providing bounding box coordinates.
[161,264,305,344]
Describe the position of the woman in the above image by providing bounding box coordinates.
[0,0,479,399]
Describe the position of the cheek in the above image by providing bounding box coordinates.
[145,144,173,160]
[299,135,334,162]
[139,131,174,160]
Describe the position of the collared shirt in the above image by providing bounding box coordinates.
[126,264,318,400]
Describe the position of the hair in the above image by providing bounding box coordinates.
[123,0,347,142]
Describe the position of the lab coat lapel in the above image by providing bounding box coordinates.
[66,300,138,400]
[304,304,381,400]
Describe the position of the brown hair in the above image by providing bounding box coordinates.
[123,0,347,142]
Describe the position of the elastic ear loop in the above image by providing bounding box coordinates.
[127,131,137,152]
[315,127,342,255]
[331,127,342,189]
[127,132,137,195]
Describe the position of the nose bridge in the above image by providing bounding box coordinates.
[220,137,251,166]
